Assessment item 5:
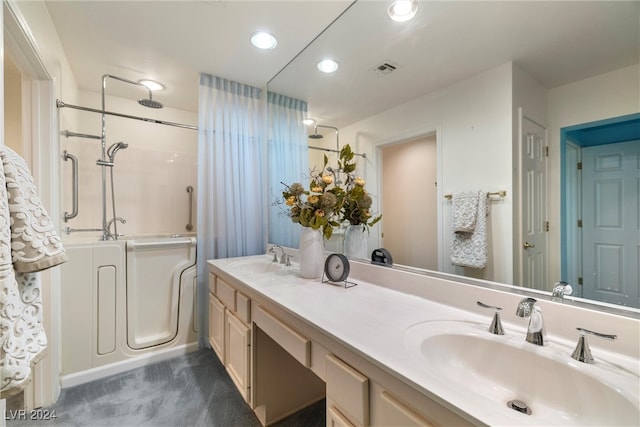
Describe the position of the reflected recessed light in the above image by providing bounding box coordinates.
[317,59,339,74]
[388,0,419,22]
[139,80,165,91]
[251,32,277,50]
[303,118,316,126]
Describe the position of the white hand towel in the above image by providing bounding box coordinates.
[450,190,488,269]
[451,191,481,233]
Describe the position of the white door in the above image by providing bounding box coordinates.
[521,117,548,290]
[582,140,639,308]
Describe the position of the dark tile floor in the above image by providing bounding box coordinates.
[6,349,325,427]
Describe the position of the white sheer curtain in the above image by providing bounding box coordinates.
[197,74,265,346]
[267,92,309,248]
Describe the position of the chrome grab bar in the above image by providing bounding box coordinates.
[61,129,102,140]
[63,150,78,222]
[186,186,194,231]
[64,227,103,235]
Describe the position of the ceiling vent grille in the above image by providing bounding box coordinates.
[372,61,399,76]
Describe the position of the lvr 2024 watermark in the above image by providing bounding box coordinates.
[4,409,58,421]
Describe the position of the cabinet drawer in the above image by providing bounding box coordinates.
[253,305,310,367]
[236,291,251,324]
[326,354,369,426]
[216,277,236,310]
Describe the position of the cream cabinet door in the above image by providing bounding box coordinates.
[209,293,225,364]
[326,354,369,426]
[226,310,251,403]
[328,405,355,427]
[375,390,435,426]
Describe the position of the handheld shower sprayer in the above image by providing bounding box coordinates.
[107,141,129,162]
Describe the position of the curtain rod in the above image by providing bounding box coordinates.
[56,100,198,131]
[309,145,367,159]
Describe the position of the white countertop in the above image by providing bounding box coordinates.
[208,254,640,427]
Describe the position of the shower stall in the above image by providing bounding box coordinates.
[58,75,200,385]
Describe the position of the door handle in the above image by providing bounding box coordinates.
[523,242,535,249]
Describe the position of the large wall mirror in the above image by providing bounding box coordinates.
[267,1,639,314]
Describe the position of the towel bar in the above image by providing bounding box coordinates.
[444,190,507,200]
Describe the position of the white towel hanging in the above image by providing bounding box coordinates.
[450,190,488,269]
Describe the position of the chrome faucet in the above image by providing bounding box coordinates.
[515,297,546,346]
[476,301,504,335]
[551,281,573,301]
[269,245,291,266]
[571,327,617,364]
[106,216,126,240]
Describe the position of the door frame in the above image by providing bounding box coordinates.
[373,124,443,269]
[4,0,60,408]
[560,113,640,286]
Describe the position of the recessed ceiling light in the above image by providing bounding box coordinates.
[303,118,316,126]
[317,59,339,74]
[251,32,277,50]
[388,0,419,22]
[139,80,165,91]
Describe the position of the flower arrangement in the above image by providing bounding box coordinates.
[338,145,382,231]
[280,144,381,239]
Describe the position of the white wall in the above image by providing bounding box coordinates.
[341,62,514,284]
[547,64,640,285]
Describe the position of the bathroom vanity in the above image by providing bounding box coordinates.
[207,255,640,426]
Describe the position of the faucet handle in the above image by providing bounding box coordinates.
[476,301,505,335]
[571,327,617,364]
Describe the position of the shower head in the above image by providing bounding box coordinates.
[138,95,163,109]
[309,125,324,139]
[107,141,129,161]
[102,74,164,109]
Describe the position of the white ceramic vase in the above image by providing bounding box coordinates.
[343,224,368,260]
[298,227,324,279]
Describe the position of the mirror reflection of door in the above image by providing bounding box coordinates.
[582,140,639,308]
[520,116,549,290]
[381,134,437,270]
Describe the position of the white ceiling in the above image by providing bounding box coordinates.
[44,0,639,127]
[44,0,353,112]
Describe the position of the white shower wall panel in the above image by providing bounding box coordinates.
[60,90,198,237]
[60,241,126,374]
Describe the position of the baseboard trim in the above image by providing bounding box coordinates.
[60,343,199,388]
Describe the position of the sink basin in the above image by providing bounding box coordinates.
[404,321,639,426]
[226,258,286,274]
